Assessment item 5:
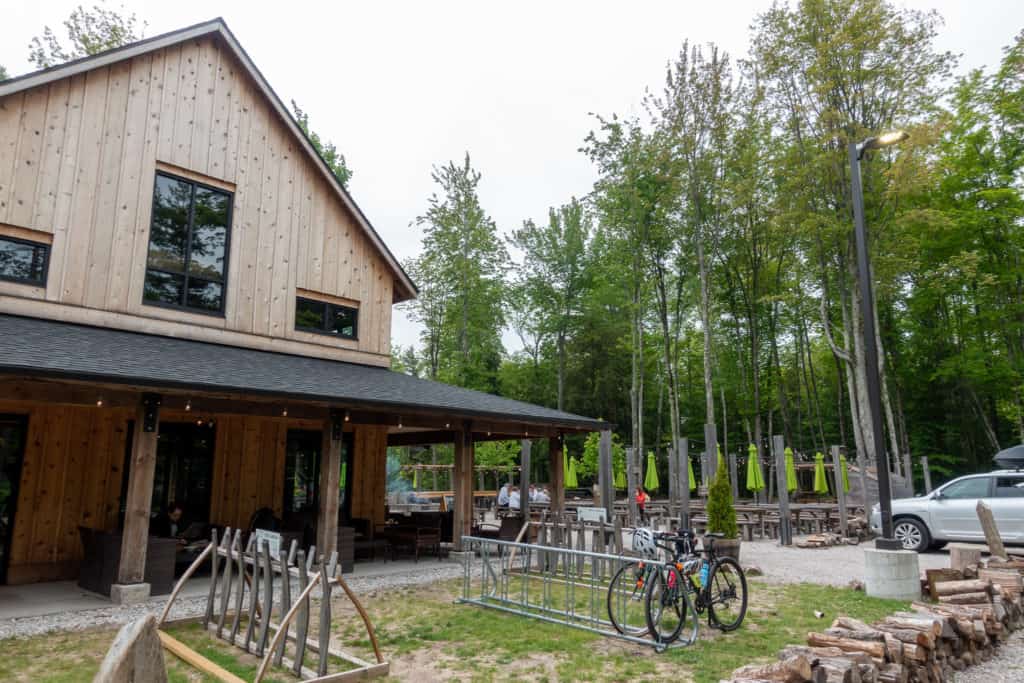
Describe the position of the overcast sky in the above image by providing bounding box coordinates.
[3,1,1021,351]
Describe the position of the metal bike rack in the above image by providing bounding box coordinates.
[456,535,698,651]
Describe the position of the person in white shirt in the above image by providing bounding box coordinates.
[497,482,510,507]
[528,484,537,502]
[536,487,551,504]
[509,486,521,510]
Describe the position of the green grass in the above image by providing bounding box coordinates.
[0,578,909,682]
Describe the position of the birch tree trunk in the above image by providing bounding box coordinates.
[698,236,716,425]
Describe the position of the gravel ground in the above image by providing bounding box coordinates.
[0,562,464,640]
[737,536,951,586]
[955,626,1024,682]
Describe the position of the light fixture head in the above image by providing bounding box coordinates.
[398,417,403,429]
[860,130,908,156]
[344,410,350,422]
[197,419,203,426]
[445,422,450,429]
[185,399,192,412]
[282,407,288,417]
[96,397,104,407]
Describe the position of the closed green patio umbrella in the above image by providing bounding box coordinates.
[412,467,418,491]
[644,451,660,492]
[563,444,570,484]
[614,465,627,489]
[785,447,798,493]
[839,454,851,493]
[746,444,765,493]
[566,457,579,488]
[688,456,697,491]
[813,452,829,495]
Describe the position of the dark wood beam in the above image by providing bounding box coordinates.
[115,393,161,596]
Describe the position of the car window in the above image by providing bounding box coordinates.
[994,477,1024,498]
[940,477,991,499]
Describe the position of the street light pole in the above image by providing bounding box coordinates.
[849,134,905,551]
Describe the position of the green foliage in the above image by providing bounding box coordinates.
[0,65,8,81]
[404,154,508,392]
[578,430,625,481]
[28,2,145,69]
[706,463,738,538]
[291,100,352,188]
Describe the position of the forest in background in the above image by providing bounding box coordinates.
[4,2,1021,492]
[396,0,1024,491]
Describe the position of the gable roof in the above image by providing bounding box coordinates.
[0,18,417,302]
[0,314,608,432]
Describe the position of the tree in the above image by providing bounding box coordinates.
[406,153,508,392]
[292,101,353,188]
[28,2,145,69]
[510,197,591,410]
[706,462,738,538]
[0,66,8,81]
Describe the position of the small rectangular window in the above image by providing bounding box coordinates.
[995,477,1024,498]
[0,235,49,286]
[143,172,231,315]
[295,297,358,340]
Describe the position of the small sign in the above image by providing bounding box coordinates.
[578,507,607,523]
[254,529,282,557]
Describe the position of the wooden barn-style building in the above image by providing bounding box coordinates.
[0,19,605,601]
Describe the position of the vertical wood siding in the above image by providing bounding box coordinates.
[0,35,394,361]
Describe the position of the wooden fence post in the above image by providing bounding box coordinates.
[729,450,738,501]
[598,430,613,522]
[453,424,475,551]
[677,437,690,531]
[921,456,932,493]
[773,435,793,546]
[831,445,848,537]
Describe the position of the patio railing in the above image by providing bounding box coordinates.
[456,535,698,651]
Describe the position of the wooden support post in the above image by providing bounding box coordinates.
[677,438,690,531]
[115,393,162,598]
[519,439,531,521]
[858,450,872,509]
[729,451,739,501]
[667,441,678,516]
[598,430,613,522]
[831,445,849,537]
[453,424,475,551]
[625,447,637,526]
[549,436,564,515]
[773,435,793,546]
[921,456,932,493]
[705,423,718,483]
[317,410,343,560]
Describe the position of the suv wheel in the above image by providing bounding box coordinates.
[893,518,929,552]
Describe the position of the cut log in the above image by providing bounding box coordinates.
[881,616,942,638]
[882,633,902,665]
[872,623,935,648]
[949,543,983,573]
[731,655,814,683]
[815,657,861,683]
[938,591,991,605]
[925,569,963,600]
[933,579,992,596]
[807,633,886,659]
[877,663,907,683]
[833,616,873,632]
[825,628,886,642]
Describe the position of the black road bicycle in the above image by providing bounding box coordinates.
[644,530,748,644]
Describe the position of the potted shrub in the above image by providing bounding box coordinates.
[706,463,741,561]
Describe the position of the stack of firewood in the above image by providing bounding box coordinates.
[724,566,1024,683]
[796,533,860,549]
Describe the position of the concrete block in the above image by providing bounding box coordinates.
[864,548,921,601]
[110,582,151,605]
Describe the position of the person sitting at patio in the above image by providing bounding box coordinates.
[635,486,650,523]
[497,482,510,507]
[150,501,185,541]
[509,486,521,510]
[528,484,538,501]
[535,487,550,504]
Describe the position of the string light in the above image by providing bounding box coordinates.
[281,407,288,417]
[344,410,351,422]
[398,417,403,429]
[185,399,192,412]
[95,396,104,407]
[445,422,450,429]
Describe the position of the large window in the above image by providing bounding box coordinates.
[0,235,49,286]
[295,297,358,339]
[941,477,991,499]
[144,173,231,314]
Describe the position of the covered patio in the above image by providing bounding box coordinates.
[0,314,608,603]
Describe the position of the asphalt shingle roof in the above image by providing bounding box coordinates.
[0,314,606,431]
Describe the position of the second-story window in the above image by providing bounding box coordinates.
[295,297,358,340]
[143,173,231,314]
[0,235,49,286]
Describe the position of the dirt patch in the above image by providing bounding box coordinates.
[386,641,465,682]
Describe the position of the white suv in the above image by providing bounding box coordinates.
[869,470,1024,552]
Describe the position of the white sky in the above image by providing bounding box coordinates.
[2,1,1021,352]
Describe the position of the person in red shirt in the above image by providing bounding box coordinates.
[635,486,650,523]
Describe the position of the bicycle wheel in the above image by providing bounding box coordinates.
[644,565,698,645]
[607,561,650,636]
[706,556,747,631]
